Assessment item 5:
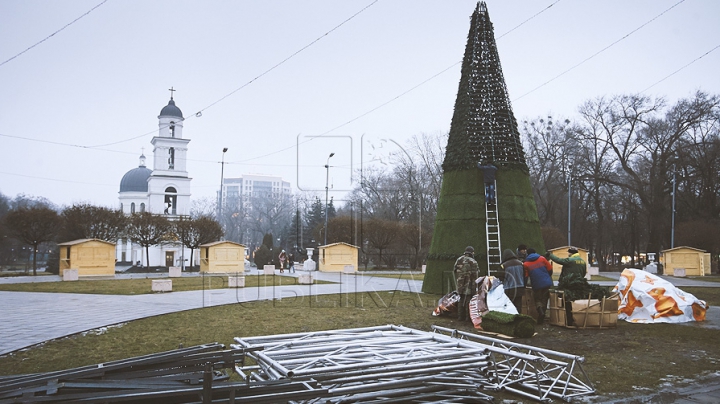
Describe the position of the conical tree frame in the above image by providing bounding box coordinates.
[423,2,545,295]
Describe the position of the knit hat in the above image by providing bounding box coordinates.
[568,247,579,254]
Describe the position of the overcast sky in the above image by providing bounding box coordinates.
[1,0,718,209]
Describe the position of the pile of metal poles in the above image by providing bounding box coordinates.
[0,343,325,403]
[0,325,595,403]
[431,325,596,401]
[232,324,496,403]
[232,324,596,402]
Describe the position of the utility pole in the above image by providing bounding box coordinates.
[219,148,228,229]
[324,153,334,246]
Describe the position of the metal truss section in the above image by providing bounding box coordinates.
[232,324,496,402]
[0,343,327,403]
[432,325,596,401]
[0,326,595,403]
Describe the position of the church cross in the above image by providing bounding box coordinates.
[169,87,176,99]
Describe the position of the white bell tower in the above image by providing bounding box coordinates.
[147,88,192,216]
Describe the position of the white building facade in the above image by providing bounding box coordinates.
[117,96,194,268]
[221,174,292,203]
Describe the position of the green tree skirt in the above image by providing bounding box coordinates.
[479,311,536,338]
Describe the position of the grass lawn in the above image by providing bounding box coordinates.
[0,284,718,401]
[0,274,332,295]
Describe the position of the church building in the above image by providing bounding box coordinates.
[116,93,194,268]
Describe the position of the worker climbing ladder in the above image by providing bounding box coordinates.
[485,179,502,276]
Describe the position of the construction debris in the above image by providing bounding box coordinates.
[0,325,596,403]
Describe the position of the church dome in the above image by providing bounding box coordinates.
[159,98,183,118]
[120,156,152,192]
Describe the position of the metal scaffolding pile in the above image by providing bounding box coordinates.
[0,343,326,403]
[232,324,595,402]
[232,324,496,403]
[1,326,595,403]
[432,325,595,401]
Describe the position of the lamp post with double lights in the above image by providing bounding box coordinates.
[324,153,335,246]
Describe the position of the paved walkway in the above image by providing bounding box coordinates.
[1,269,719,403]
[0,269,425,356]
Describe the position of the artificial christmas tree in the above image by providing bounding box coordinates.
[423,2,545,294]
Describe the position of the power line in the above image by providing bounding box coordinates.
[0,170,115,187]
[497,0,561,40]
[86,0,379,150]
[0,0,558,167]
[227,1,563,164]
[513,0,686,102]
[312,0,562,137]
[0,0,109,68]
[641,44,720,93]
[191,0,379,119]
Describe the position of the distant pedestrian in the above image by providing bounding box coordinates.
[454,246,480,323]
[523,248,553,324]
[278,250,287,273]
[288,252,295,273]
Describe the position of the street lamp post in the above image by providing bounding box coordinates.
[219,148,228,224]
[324,152,335,246]
[567,174,572,246]
[671,168,676,248]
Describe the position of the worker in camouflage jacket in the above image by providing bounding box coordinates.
[454,246,480,322]
[546,247,586,284]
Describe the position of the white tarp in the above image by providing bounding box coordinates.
[613,268,708,323]
[470,277,518,329]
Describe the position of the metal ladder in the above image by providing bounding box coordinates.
[485,180,502,276]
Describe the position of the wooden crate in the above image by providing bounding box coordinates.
[571,295,619,328]
[548,291,566,327]
[520,288,540,321]
[548,290,618,329]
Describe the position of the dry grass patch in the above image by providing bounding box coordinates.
[0,275,331,295]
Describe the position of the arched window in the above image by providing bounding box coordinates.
[169,121,175,138]
[164,187,177,215]
[131,202,136,213]
[140,203,145,212]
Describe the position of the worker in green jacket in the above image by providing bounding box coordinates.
[546,247,586,284]
[546,247,587,326]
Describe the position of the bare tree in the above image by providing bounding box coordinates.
[521,116,575,229]
[126,212,172,268]
[4,206,60,275]
[60,204,127,243]
[581,92,720,253]
[174,215,223,269]
[364,218,399,269]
